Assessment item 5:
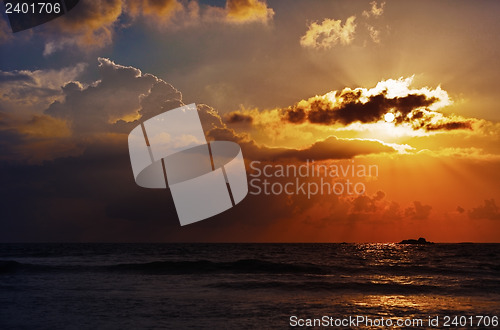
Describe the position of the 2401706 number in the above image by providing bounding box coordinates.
[5,2,61,14]
[443,315,498,327]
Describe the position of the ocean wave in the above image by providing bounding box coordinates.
[100,259,329,275]
[206,280,446,294]
[1,258,499,277]
[0,259,327,275]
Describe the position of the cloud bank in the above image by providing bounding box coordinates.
[0,0,275,55]
[0,58,396,164]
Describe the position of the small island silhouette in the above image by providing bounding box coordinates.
[399,237,434,244]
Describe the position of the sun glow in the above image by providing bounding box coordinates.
[384,113,395,123]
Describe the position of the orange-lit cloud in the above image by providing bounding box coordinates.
[18,115,71,138]
[362,2,385,45]
[300,1,386,49]
[367,25,381,43]
[208,127,397,161]
[362,1,385,18]
[126,0,183,23]
[0,113,77,163]
[227,77,474,132]
[128,0,274,26]
[225,0,274,24]
[43,0,123,55]
[300,16,356,49]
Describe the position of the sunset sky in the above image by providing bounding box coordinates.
[1,0,499,242]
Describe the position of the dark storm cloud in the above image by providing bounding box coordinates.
[278,136,395,161]
[0,71,34,83]
[351,191,386,213]
[224,112,254,124]
[298,92,436,125]
[347,194,432,221]
[229,78,475,132]
[468,199,500,220]
[405,201,432,220]
[282,89,468,132]
[425,121,473,131]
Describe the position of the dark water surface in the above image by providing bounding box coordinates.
[0,243,499,329]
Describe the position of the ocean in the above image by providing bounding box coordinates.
[0,243,499,329]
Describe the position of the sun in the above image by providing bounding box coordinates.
[384,112,395,123]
